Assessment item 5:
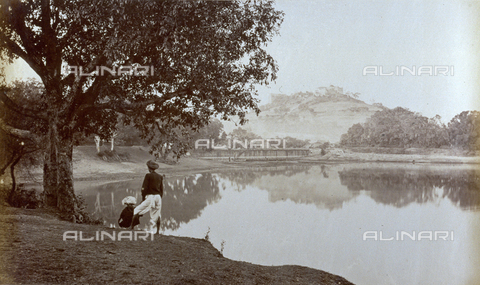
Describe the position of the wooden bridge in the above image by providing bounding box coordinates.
[195,148,310,160]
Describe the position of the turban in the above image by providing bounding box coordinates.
[122,196,137,206]
[146,160,159,169]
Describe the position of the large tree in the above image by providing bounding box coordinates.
[448,111,480,150]
[0,0,283,218]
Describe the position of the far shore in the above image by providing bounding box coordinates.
[17,145,480,186]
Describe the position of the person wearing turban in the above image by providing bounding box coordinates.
[131,160,164,234]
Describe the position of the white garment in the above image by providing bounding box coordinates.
[133,194,162,229]
[121,196,137,206]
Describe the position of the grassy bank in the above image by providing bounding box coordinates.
[306,147,480,164]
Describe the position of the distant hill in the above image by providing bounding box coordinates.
[228,86,385,143]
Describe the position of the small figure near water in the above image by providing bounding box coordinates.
[130,160,164,234]
[118,196,140,228]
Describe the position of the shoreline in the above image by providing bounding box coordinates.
[76,149,480,180]
[18,147,480,185]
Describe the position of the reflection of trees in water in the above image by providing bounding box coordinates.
[217,164,313,190]
[255,165,355,211]
[82,174,222,230]
[219,164,352,211]
[440,169,480,209]
[84,164,480,231]
[161,173,221,230]
[82,181,140,226]
[338,167,480,210]
[320,165,329,178]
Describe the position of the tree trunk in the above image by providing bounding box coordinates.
[94,135,101,153]
[7,155,21,206]
[56,138,76,215]
[43,117,76,217]
[43,119,58,208]
[1,153,19,177]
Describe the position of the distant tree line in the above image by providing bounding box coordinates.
[340,107,480,150]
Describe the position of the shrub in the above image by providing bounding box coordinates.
[71,194,103,225]
[9,185,42,209]
[97,150,130,161]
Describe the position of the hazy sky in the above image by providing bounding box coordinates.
[256,0,480,122]
[4,0,480,123]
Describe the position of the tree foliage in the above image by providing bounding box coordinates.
[189,118,225,146]
[0,80,46,172]
[447,111,480,150]
[0,0,283,146]
[282,136,309,148]
[229,127,261,141]
[0,80,45,204]
[114,121,147,146]
[0,0,284,215]
[340,107,449,148]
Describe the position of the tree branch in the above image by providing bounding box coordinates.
[0,153,20,177]
[74,88,192,116]
[0,119,41,142]
[0,36,46,78]
[0,90,47,121]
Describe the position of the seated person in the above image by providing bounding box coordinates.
[118,196,140,228]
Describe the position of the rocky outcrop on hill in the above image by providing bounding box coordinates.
[237,87,384,143]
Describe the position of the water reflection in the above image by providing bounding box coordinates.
[81,180,142,227]
[76,163,480,285]
[216,164,313,190]
[230,164,357,210]
[162,173,221,230]
[79,163,480,230]
[338,165,480,210]
[81,173,222,230]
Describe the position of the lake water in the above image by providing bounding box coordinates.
[75,162,480,285]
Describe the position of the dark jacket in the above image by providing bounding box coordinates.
[118,206,140,228]
[141,171,163,199]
